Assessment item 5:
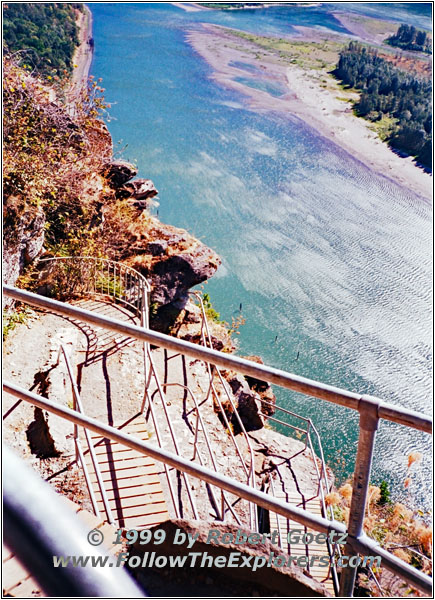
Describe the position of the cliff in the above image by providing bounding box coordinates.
[2,55,221,325]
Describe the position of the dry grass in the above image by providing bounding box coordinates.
[334,473,432,596]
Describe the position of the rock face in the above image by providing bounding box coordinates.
[242,355,276,417]
[128,519,328,597]
[123,216,221,311]
[151,251,220,305]
[226,373,265,432]
[122,178,158,202]
[104,159,138,187]
[3,207,46,302]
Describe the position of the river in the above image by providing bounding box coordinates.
[89,2,432,510]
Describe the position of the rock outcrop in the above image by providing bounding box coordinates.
[3,206,46,300]
[122,216,221,315]
[225,373,265,432]
[104,159,138,187]
[242,355,276,417]
[128,519,328,597]
[122,178,158,202]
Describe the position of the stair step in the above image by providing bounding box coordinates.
[82,415,169,530]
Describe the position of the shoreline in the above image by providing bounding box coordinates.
[69,4,94,94]
[186,23,432,202]
[172,2,321,10]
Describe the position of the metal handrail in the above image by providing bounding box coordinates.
[6,286,430,433]
[3,285,433,597]
[141,365,181,519]
[38,255,150,295]
[158,381,244,525]
[261,399,340,592]
[4,381,432,596]
[38,255,150,386]
[3,446,144,598]
[56,344,115,525]
[145,349,199,520]
[191,291,258,529]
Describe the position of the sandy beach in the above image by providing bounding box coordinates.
[187,23,432,202]
[69,5,93,95]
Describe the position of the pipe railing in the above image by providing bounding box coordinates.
[191,291,259,529]
[5,287,430,432]
[37,256,150,313]
[56,344,115,526]
[3,381,432,596]
[143,349,199,520]
[3,446,144,598]
[158,381,243,525]
[263,409,340,592]
[38,256,150,385]
[3,285,433,597]
[257,393,341,593]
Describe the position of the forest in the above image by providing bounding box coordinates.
[386,24,432,54]
[3,3,82,78]
[334,42,432,170]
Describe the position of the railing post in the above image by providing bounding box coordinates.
[140,286,150,414]
[339,395,380,597]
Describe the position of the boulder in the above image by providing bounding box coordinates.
[243,355,276,417]
[103,160,137,187]
[226,373,265,433]
[122,178,158,201]
[150,250,220,305]
[128,519,328,597]
[182,332,224,351]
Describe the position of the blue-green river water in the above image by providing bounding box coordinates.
[90,2,432,509]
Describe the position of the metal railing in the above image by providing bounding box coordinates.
[3,285,433,597]
[190,291,258,529]
[141,348,200,520]
[37,256,150,317]
[4,446,144,597]
[4,379,432,597]
[56,343,115,525]
[38,255,150,385]
[37,258,257,525]
[260,399,340,592]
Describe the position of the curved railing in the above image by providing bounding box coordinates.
[37,256,150,326]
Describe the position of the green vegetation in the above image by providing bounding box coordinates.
[386,24,432,55]
[2,3,83,78]
[335,42,432,169]
[327,478,432,594]
[3,308,30,340]
[202,292,223,324]
[368,114,398,141]
[378,480,392,506]
[228,29,343,71]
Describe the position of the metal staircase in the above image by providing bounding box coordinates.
[3,257,433,598]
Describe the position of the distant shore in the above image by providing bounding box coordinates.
[187,23,432,202]
[172,2,321,10]
[171,2,211,11]
[69,4,93,95]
